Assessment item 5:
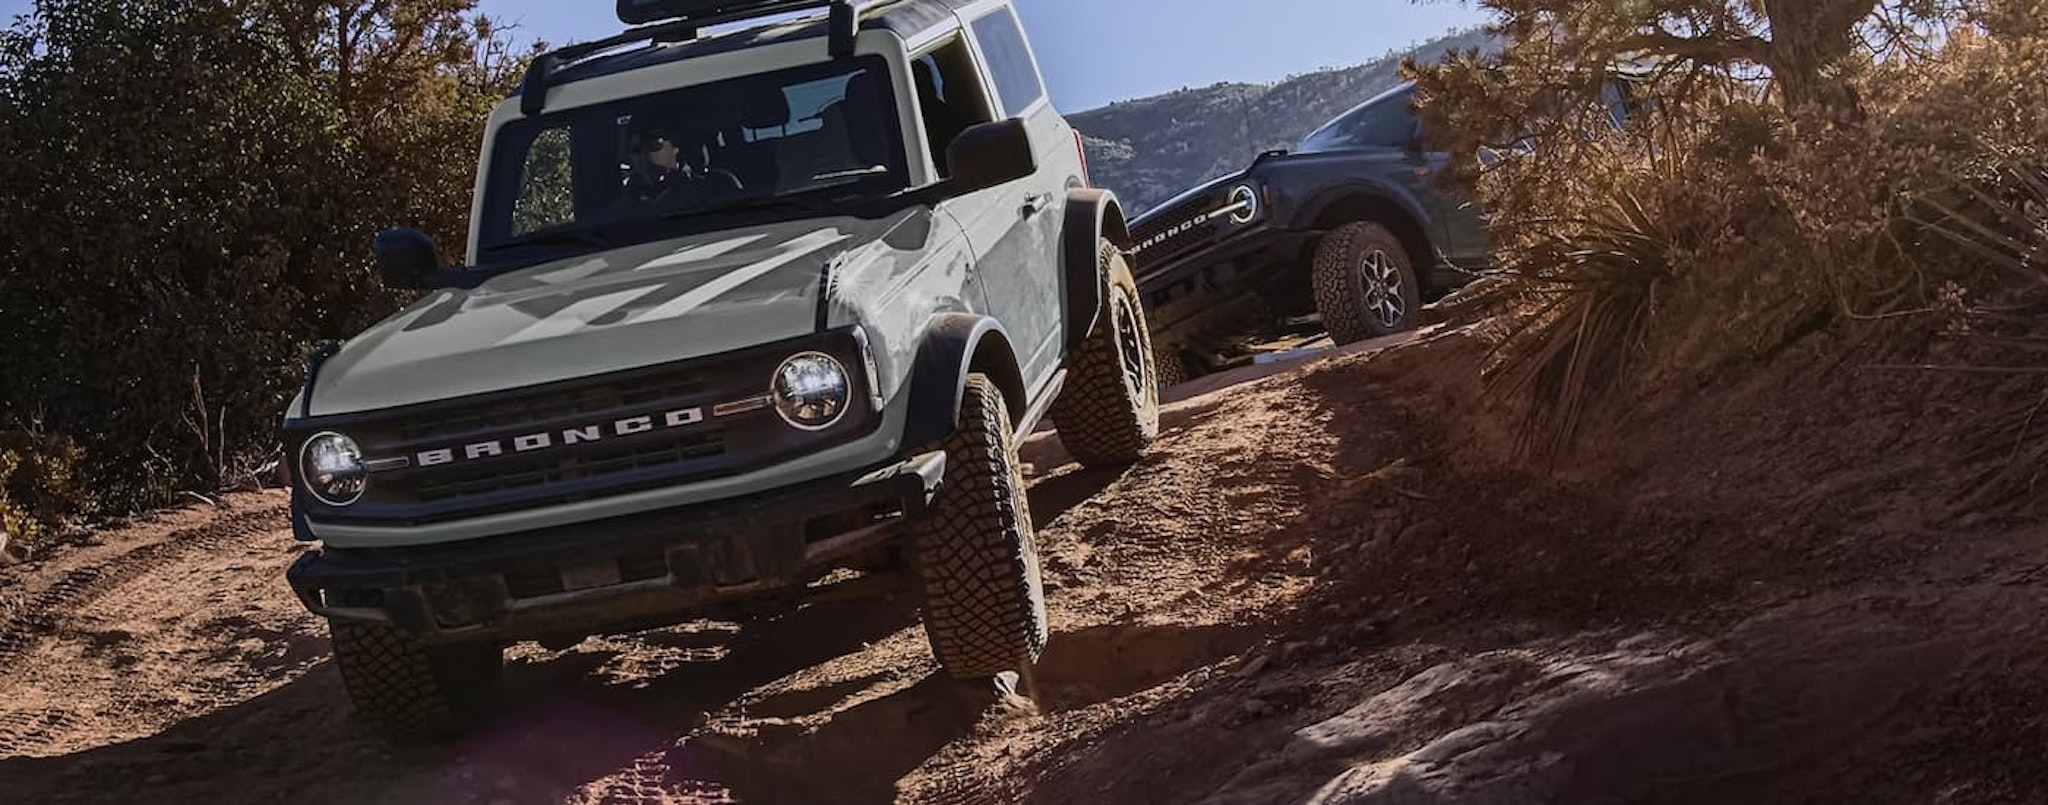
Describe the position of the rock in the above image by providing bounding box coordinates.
[1301,721,1566,805]
[1236,655,1272,678]
[1284,654,1539,763]
[0,529,26,566]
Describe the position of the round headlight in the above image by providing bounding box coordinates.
[299,431,367,507]
[772,352,850,430]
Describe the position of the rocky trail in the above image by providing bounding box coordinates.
[1,324,2045,804]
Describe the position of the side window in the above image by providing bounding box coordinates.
[914,38,996,177]
[512,127,574,235]
[1348,98,1420,149]
[970,7,1045,118]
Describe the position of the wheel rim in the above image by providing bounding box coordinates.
[1109,290,1151,401]
[1353,249,1407,330]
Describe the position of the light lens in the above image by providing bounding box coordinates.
[299,432,367,506]
[772,352,851,430]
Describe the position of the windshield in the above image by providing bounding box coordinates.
[477,56,905,259]
[1298,84,1418,154]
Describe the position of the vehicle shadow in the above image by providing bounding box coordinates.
[690,622,1265,805]
[0,594,922,805]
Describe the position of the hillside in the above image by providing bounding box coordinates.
[1069,27,1495,215]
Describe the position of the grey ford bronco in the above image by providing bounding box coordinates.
[280,0,1160,738]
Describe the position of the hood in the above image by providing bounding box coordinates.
[306,214,915,416]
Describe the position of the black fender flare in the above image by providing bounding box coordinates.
[1294,178,1434,235]
[901,313,1029,451]
[1060,188,1133,352]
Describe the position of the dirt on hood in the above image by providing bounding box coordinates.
[0,322,2044,804]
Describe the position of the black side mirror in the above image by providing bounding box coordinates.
[945,119,1038,195]
[373,228,440,290]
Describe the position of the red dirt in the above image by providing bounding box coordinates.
[0,321,2043,804]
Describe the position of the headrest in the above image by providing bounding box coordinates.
[737,90,791,130]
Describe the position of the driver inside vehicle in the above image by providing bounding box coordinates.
[622,124,743,207]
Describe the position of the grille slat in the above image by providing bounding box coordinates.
[396,376,710,445]
[411,431,728,503]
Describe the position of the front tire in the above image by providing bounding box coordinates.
[1313,221,1423,344]
[329,622,504,741]
[914,375,1049,680]
[1052,241,1162,467]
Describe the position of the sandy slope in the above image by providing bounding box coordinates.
[0,325,2043,804]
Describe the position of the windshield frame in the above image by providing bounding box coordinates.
[474,54,909,267]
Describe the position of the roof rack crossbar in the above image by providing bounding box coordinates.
[521,0,873,117]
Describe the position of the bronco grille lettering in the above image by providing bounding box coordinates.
[409,407,708,468]
[1129,185,1260,257]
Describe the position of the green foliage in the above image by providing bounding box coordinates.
[512,127,576,236]
[0,429,88,554]
[0,0,529,515]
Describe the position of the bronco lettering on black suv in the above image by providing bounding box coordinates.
[278,0,1158,739]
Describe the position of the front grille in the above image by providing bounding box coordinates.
[1130,182,1263,271]
[397,372,709,445]
[412,430,729,503]
[289,329,883,527]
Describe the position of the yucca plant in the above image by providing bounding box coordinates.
[1486,177,1677,460]
[1915,162,2048,283]
[1916,159,2048,511]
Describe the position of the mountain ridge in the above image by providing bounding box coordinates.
[1068,27,1495,215]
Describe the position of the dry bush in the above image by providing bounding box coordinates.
[1412,13,2048,459]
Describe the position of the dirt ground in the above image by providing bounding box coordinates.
[2,322,2045,804]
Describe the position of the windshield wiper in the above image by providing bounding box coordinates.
[486,227,612,253]
[664,194,836,221]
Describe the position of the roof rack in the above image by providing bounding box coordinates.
[519,0,874,117]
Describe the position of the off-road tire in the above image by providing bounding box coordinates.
[1051,241,1161,467]
[1313,221,1424,345]
[329,621,504,741]
[915,374,1048,679]
[1153,343,1190,392]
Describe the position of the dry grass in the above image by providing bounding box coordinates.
[1453,26,2048,463]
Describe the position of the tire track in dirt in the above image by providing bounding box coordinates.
[0,506,284,677]
[0,505,294,760]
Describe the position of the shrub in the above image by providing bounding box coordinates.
[1408,5,2048,457]
[0,1,528,512]
[0,429,89,556]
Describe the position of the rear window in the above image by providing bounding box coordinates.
[971,7,1046,117]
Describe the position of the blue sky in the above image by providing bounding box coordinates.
[0,0,1491,111]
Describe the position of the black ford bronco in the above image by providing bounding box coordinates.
[1127,81,1488,382]
[1129,77,1646,383]
[279,0,1159,738]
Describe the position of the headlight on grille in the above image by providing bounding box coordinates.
[299,431,367,506]
[772,352,850,430]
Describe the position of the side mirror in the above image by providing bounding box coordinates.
[373,228,440,290]
[945,119,1038,195]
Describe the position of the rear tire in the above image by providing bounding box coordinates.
[1153,343,1190,393]
[914,375,1049,679]
[1313,221,1423,345]
[329,622,503,741]
[1052,241,1161,467]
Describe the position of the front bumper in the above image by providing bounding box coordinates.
[286,450,945,643]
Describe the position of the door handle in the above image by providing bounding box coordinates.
[1021,192,1053,217]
